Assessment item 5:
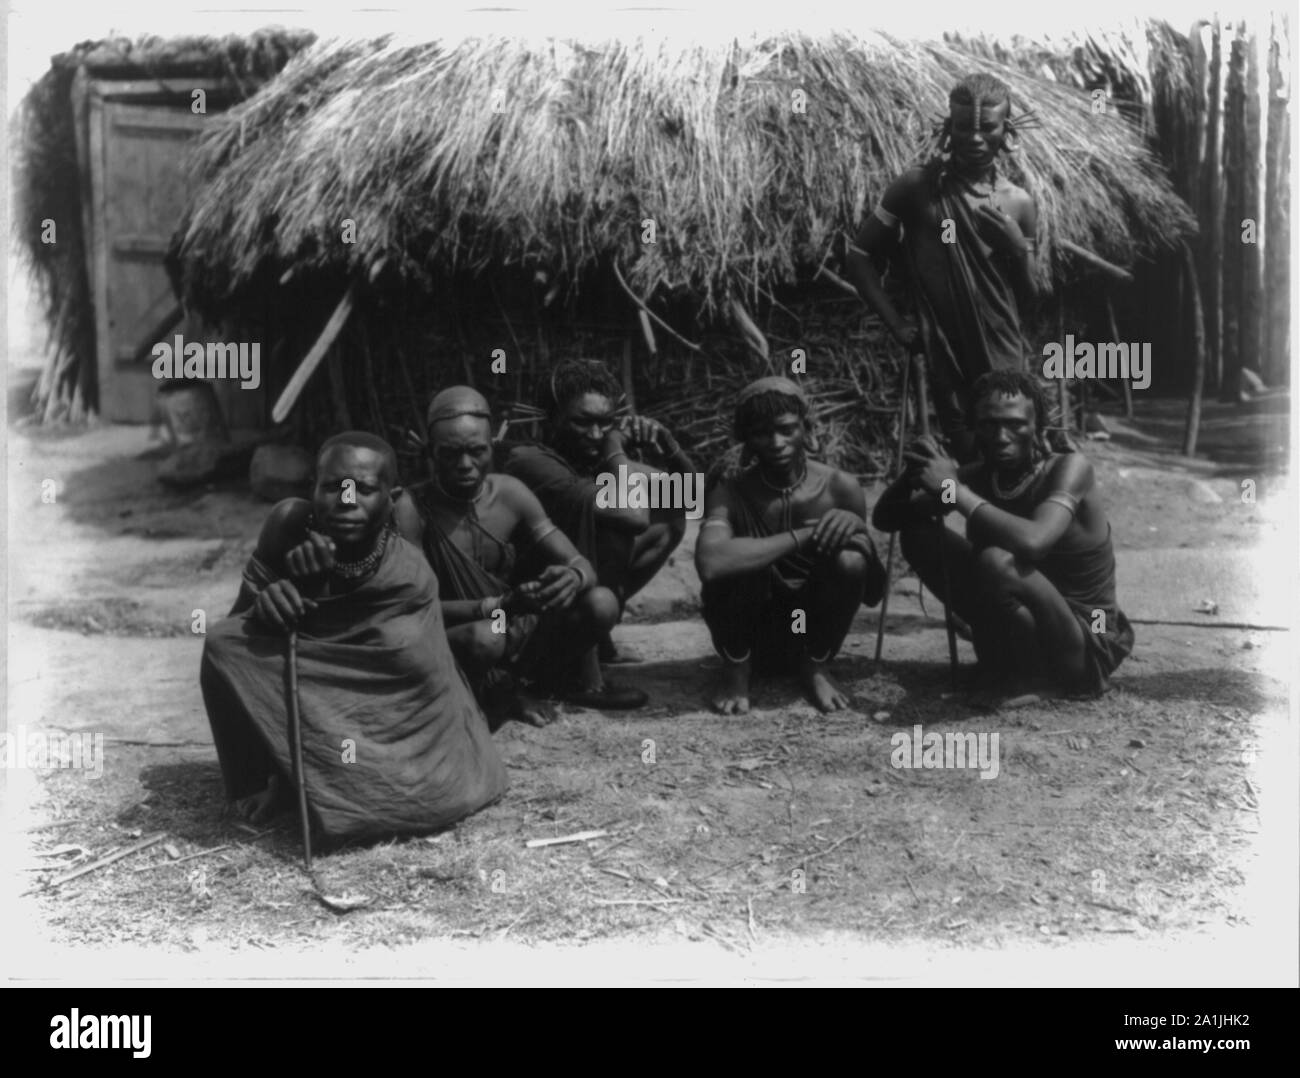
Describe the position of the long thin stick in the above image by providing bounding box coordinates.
[611,261,704,353]
[911,357,959,689]
[271,281,358,424]
[1057,238,1134,284]
[873,356,911,665]
[286,631,312,872]
[43,833,166,890]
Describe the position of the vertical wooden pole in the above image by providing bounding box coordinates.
[621,334,637,413]
[1182,242,1207,457]
[1220,26,1246,403]
[1056,296,1070,437]
[1104,295,1134,417]
[1199,20,1225,395]
[1238,30,1263,388]
[1263,16,1291,386]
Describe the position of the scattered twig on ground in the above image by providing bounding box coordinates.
[132,845,232,872]
[593,897,685,907]
[38,833,166,891]
[526,829,609,849]
[1086,899,1139,916]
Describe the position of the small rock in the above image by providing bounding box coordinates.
[1127,738,1146,749]
[872,710,890,723]
[163,843,181,860]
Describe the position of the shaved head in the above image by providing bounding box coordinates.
[317,431,398,487]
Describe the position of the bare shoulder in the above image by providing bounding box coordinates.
[885,167,929,209]
[995,178,1037,228]
[492,472,538,503]
[257,497,312,559]
[1044,451,1094,494]
[391,487,425,541]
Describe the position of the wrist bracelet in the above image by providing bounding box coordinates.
[965,498,989,519]
[564,556,590,591]
[790,529,800,550]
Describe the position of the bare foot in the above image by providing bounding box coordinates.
[709,659,751,715]
[800,660,851,712]
[512,690,558,727]
[234,774,286,825]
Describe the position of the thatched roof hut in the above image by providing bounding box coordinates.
[14,29,316,423]
[166,29,1197,473]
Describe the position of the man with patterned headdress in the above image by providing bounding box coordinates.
[695,377,887,714]
[847,71,1039,461]
[391,385,636,717]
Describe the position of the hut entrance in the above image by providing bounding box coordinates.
[81,77,254,424]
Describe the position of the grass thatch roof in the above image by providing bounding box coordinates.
[13,29,316,422]
[172,29,1196,324]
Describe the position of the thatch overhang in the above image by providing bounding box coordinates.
[171,29,1197,326]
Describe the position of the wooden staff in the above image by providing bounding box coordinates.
[873,357,912,666]
[286,630,312,872]
[911,357,960,690]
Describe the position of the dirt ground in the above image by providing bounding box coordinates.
[3,387,1296,984]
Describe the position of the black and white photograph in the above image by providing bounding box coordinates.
[3,0,1296,998]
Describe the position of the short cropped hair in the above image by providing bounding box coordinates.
[316,431,399,486]
[547,359,623,416]
[734,389,810,442]
[968,370,1052,432]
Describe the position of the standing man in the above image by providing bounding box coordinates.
[695,377,886,714]
[503,359,694,668]
[872,371,1134,704]
[847,72,1039,461]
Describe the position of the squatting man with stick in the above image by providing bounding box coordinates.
[872,371,1134,705]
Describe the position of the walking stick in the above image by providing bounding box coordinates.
[873,356,912,665]
[910,358,960,690]
[286,629,313,872]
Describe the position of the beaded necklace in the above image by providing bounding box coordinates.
[307,515,393,580]
[757,462,807,530]
[990,457,1045,502]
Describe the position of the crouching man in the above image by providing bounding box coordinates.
[872,370,1134,704]
[394,386,623,719]
[200,432,506,839]
[695,377,886,714]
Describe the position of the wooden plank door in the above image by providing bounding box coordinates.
[88,85,263,426]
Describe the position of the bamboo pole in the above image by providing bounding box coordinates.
[1181,242,1207,457]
